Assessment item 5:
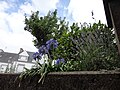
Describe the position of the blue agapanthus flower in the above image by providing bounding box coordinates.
[55,58,65,65]
[32,52,42,60]
[46,38,58,50]
[38,45,48,54]
[33,39,58,60]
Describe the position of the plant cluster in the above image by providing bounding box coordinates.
[24,9,68,48]
[55,22,120,71]
[19,38,65,83]
[20,10,120,83]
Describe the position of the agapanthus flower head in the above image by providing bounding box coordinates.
[38,45,48,54]
[33,39,58,61]
[32,52,42,60]
[46,38,58,50]
[55,58,65,65]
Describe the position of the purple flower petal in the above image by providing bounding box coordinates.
[46,39,58,50]
[38,45,48,54]
[55,58,65,65]
[32,52,42,60]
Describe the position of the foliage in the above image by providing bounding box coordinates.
[24,10,68,48]
[19,39,65,84]
[20,10,120,84]
[55,21,120,71]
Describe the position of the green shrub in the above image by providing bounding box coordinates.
[20,10,120,83]
[19,10,120,84]
[56,21,120,71]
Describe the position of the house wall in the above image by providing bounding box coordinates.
[0,50,49,73]
[103,0,120,54]
[0,61,36,73]
[13,61,35,73]
[0,62,9,73]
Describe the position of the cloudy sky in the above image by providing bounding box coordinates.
[0,0,106,53]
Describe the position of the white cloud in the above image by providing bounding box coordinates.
[0,13,9,32]
[67,0,107,24]
[0,27,37,53]
[0,0,59,53]
[19,2,35,15]
[31,0,59,14]
[0,1,9,12]
[0,1,35,53]
[0,0,107,53]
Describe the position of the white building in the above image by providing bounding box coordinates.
[0,48,36,73]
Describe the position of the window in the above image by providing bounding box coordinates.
[20,56,27,60]
[0,64,8,73]
[16,64,25,73]
[0,55,2,57]
[18,55,28,61]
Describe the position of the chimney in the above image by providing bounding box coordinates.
[18,48,24,54]
[0,49,4,53]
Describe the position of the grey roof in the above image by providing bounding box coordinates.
[0,49,4,53]
[0,52,19,63]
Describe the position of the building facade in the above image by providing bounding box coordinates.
[0,48,36,73]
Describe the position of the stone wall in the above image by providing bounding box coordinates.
[0,71,120,90]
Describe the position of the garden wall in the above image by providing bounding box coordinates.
[0,71,120,90]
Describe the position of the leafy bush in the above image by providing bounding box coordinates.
[24,10,68,48]
[55,22,120,71]
[20,10,120,84]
